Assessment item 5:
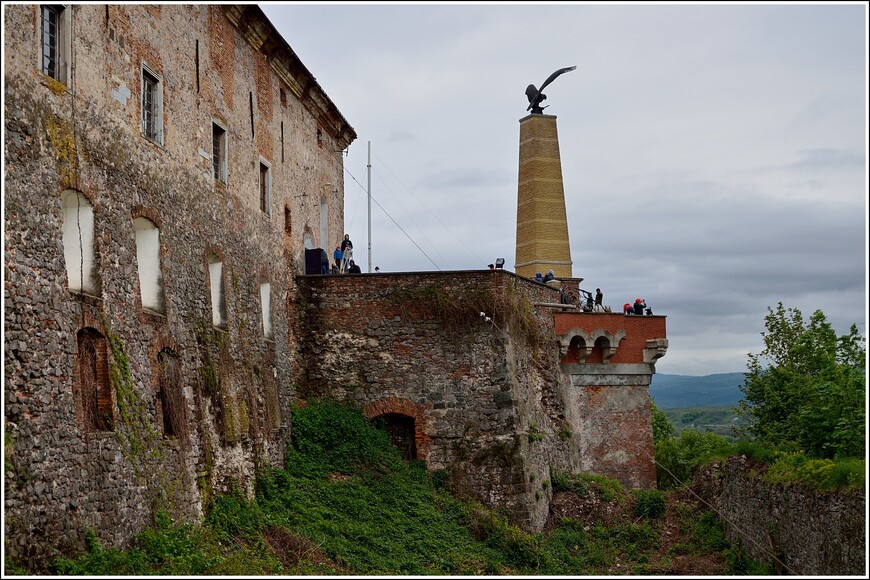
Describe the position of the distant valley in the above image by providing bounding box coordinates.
[649,372,745,409]
[650,372,747,437]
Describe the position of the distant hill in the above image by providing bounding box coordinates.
[649,373,746,409]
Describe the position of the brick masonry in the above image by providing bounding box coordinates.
[515,114,573,279]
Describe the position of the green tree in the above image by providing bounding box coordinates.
[737,303,866,459]
[650,400,675,445]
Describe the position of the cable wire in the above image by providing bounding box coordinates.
[373,151,487,265]
[344,166,441,271]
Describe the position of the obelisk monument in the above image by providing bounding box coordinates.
[515,67,575,279]
[514,114,573,279]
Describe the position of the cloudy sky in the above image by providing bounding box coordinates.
[261,2,868,377]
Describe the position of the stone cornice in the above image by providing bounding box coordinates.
[223,5,357,150]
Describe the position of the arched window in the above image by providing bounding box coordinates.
[259,277,272,338]
[133,217,165,313]
[207,253,227,328]
[76,328,112,432]
[156,348,184,438]
[61,190,98,294]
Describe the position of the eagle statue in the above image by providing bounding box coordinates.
[525,66,577,114]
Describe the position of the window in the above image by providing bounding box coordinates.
[207,253,227,328]
[156,348,184,438]
[61,190,98,294]
[259,278,272,338]
[77,328,112,432]
[141,65,163,144]
[133,217,165,313]
[41,5,69,83]
[259,161,271,215]
[284,207,291,235]
[212,122,227,183]
[320,198,328,248]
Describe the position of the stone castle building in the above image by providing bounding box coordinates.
[3,4,667,568]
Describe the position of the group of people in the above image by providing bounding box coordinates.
[331,234,361,274]
[623,298,652,316]
[534,270,557,283]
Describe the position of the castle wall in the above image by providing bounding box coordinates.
[695,456,866,576]
[295,271,583,530]
[3,4,353,568]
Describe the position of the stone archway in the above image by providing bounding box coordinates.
[363,397,431,461]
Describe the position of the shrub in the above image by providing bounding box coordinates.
[289,398,401,476]
[655,429,730,489]
[632,489,665,519]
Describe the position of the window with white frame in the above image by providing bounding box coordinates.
[41,5,70,83]
[133,217,165,313]
[259,278,272,338]
[259,160,271,215]
[207,254,227,328]
[61,190,98,294]
[212,121,227,183]
[141,65,163,144]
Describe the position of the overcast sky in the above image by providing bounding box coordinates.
[261,2,868,377]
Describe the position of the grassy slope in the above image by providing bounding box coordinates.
[25,400,764,576]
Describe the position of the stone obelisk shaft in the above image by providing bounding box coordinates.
[514,114,572,279]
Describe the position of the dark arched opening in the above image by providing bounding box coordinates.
[374,413,417,460]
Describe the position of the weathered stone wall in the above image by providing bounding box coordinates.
[3,4,353,568]
[295,270,580,530]
[695,456,866,576]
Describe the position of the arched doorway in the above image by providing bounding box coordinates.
[374,413,417,460]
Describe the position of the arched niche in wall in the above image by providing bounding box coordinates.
[206,253,227,329]
[61,190,99,294]
[132,216,165,314]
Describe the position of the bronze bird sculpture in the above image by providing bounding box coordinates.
[526,65,577,114]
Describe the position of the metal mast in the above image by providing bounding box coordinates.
[367,141,372,273]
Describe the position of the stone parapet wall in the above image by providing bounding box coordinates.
[694,456,866,576]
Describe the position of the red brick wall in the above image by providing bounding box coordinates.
[555,312,666,364]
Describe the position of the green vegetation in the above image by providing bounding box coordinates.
[653,411,864,493]
[650,400,675,443]
[737,303,866,459]
[660,405,746,438]
[388,280,549,350]
[40,399,759,576]
[633,489,666,519]
[653,305,865,493]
